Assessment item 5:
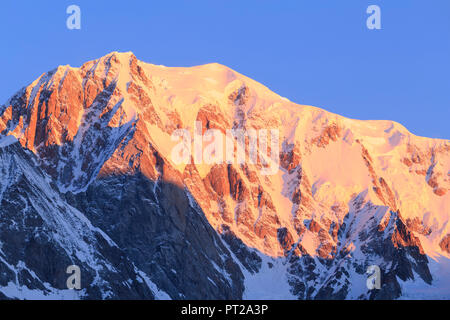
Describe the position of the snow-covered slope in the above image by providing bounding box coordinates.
[0,52,448,299]
[0,138,163,299]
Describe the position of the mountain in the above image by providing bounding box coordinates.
[0,52,448,299]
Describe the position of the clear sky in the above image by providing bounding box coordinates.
[1,0,449,139]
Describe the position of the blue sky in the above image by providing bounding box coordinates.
[1,0,449,138]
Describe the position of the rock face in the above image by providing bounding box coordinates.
[65,175,245,299]
[440,234,450,254]
[0,52,449,299]
[0,142,156,299]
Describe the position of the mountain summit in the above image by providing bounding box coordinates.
[0,52,448,299]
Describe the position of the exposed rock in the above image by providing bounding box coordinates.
[439,234,450,254]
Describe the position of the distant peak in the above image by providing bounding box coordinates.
[100,51,136,65]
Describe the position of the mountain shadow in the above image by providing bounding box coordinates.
[64,172,249,299]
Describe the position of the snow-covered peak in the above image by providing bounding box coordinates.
[0,52,448,260]
[0,52,448,299]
